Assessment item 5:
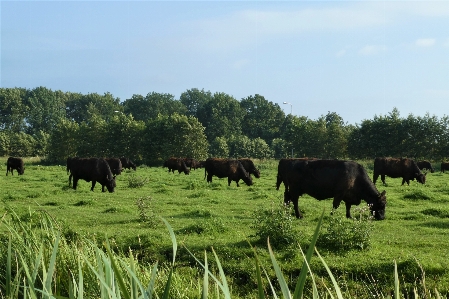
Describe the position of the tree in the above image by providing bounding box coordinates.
[65,92,121,124]
[0,87,28,132]
[144,113,208,164]
[209,137,229,158]
[46,118,79,163]
[24,87,67,135]
[179,88,213,118]
[122,92,187,121]
[252,137,273,159]
[201,92,245,142]
[240,94,285,143]
[271,138,289,159]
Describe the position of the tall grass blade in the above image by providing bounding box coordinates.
[297,246,319,299]
[6,234,11,297]
[263,268,279,299]
[82,254,117,298]
[78,256,84,299]
[160,217,179,299]
[18,253,38,299]
[394,261,399,299]
[315,248,344,299]
[202,250,208,299]
[267,238,291,299]
[105,238,131,299]
[44,232,61,298]
[250,245,265,299]
[293,209,325,299]
[211,247,231,299]
[146,262,159,299]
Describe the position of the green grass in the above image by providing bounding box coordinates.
[1,157,449,297]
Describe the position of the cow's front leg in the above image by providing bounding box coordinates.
[91,181,97,192]
[345,202,352,219]
[381,174,386,185]
[331,197,342,215]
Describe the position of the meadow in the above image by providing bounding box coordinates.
[1,157,449,298]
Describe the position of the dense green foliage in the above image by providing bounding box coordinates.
[2,87,449,163]
[1,157,448,298]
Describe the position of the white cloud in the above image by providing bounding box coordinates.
[415,38,436,47]
[358,45,387,56]
[232,59,250,69]
[335,49,347,57]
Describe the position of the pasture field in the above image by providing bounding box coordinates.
[1,157,449,297]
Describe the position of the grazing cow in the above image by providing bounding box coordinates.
[373,157,426,186]
[441,162,449,173]
[183,158,201,170]
[6,157,25,175]
[416,161,434,173]
[163,157,190,175]
[105,158,123,176]
[204,158,253,187]
[238,158,260,179]
[120,157,137,171]
[285,159,387,220]
[276,158,317,193]
[69,157,116,192]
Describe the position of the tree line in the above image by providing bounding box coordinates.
[1,87,449,164]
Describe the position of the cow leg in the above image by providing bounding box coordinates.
[276,175,282,190]
[68,173,72,186]
[381,174,386,185]
[91,181,97,192]
[331,197,343,215]
[292,197,302,219]
[373,173,379,184]
[73,177,79,190]
[101,184,105,192]
[207,174,213,183]
[345,202,352,219]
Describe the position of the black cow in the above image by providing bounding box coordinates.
[285,159,387,220]
[204,158,253,187]
[105,158,123,176]
[441,162,449,173]
[373,157,426,186]
[69,157,116,192]
[416,161,434,173]
[163,157,190,175]
[276,158,317,193]
[183,158,201,170]
[6,157,25,175]
[238,158,260,179]
[120,157,137,171]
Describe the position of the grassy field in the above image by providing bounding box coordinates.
[1,157,449,298]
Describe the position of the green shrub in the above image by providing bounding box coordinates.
[251,201,299,248]
[320,206,374,251]
[136,195,158,227]
[127,173,149,188]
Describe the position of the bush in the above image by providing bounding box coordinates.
[251,201,299,248]
[127,174,149,188]
[320,206,374,251]
[135,196,158,227]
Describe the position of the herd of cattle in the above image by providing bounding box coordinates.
[4,156,441,220]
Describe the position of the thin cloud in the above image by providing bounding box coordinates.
[359,45,387,56]
[415,38,436,47]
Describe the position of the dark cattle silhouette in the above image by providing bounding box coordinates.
[105,158,123,176]
[69,157,116,192]
[163,157,190,175]
[276,158,317,196]
[120,157,136,171]
[416,161,434,173]
[238,158,260,179]
[183,158,201,170]
[373,157,426,186]
[6,157,25,175]
[441,162,449,173]
[204,158,252,187]
[284,159,387,220]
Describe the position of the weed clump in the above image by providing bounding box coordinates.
[127,174,149,188]
[136,196,158,227]
[251,201,298,248]
[320,206,374,251]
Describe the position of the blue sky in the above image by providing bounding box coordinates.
[1,1,448,125]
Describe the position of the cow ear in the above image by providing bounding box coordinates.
[380,190,386,196]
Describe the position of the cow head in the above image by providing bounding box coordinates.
[242,172,253,186]
[105,176,116,193]
[370,190,387,220]
[18,167,25,175]
[253,168,261,179]
[416,172,426,184]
